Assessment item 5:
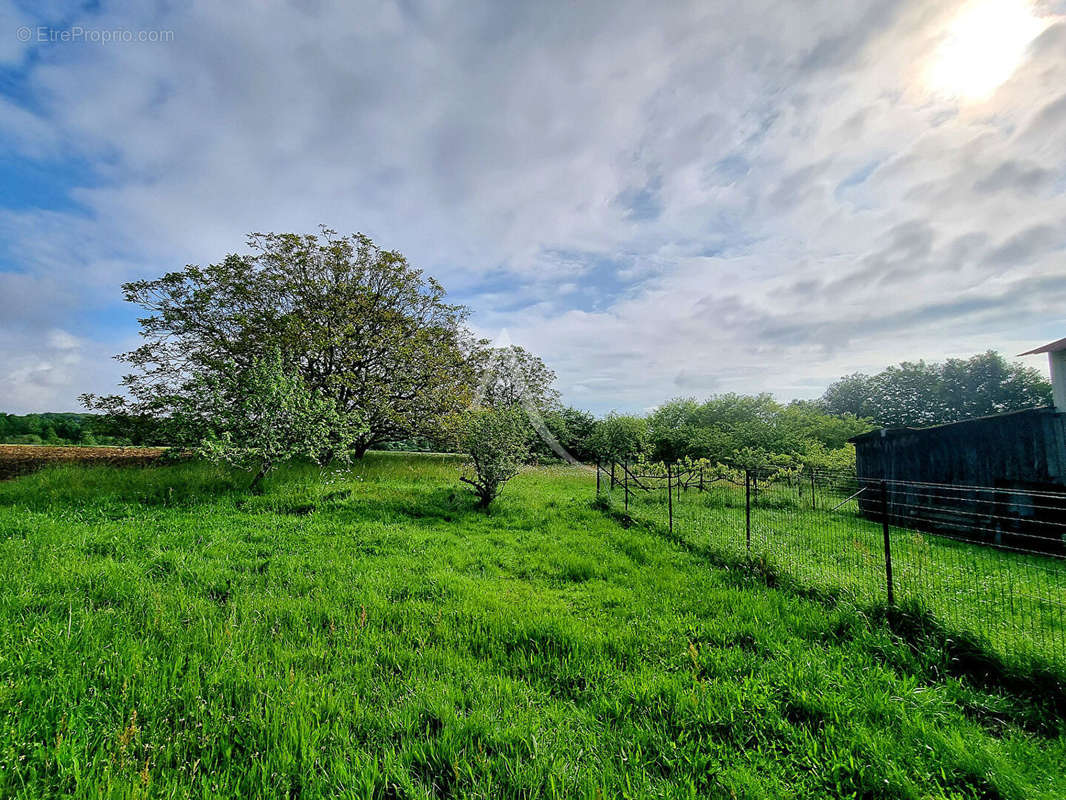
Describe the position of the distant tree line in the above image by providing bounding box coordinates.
[585,395,872,475]
[0,412,129,446]
[582,351,1053,476]
[820,351,1051,428]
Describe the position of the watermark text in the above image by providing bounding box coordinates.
[16,26,175,45]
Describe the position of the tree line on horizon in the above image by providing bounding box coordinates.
[580,349,1052,478]
[3,227,1053,500]
[820,351,1051,428]
[0,412,118,447]
[3,350,1049,452]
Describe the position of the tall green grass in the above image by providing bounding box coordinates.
[607,476,1066,676]
[1,455,1065,798]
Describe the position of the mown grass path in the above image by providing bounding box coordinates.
[1,454,1065,798]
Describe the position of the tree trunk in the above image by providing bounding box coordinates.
[249,462,272,494]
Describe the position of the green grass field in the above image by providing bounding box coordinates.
[609,475,1066,675]
[2,454,1066,798]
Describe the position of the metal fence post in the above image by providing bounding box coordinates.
[745,469,752,554]
[667,462,673,535]
[881,480,895,606]
[624,459,629,513]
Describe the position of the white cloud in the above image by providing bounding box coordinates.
[46,328,81,350]
[0,0,1064,413]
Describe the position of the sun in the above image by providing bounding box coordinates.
[926,0,1048,101]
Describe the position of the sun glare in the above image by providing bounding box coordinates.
[926,0,1047,101]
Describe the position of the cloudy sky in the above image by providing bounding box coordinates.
[1,0,1065,414]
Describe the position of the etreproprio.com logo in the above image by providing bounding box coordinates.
[16,26,175,44]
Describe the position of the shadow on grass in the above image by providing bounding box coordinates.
[877,603,1066,734]
[593,497,1066,733]
[233,484,489,527]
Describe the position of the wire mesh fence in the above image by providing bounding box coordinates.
[595,460,1066,673]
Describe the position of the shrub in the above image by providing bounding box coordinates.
[453,406,531,507]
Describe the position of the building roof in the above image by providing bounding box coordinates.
[1019,337,1066,356]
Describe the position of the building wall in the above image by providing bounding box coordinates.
[852,408,1066,489]
[851,408,1066,550]
[1052,350,1066,412]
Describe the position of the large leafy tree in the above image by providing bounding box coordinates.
[474,345,560,410]
[939,351,1052,422]
[83,228,475,456]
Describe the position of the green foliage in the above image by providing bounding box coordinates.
[474,345,560,411]
[730,445,799,474]
[591,350,1048,473]
[471,346,598,463]
[452,406,531,506]
[794,439,858,474]
[822,351,1053,427]
[589,413,649,463]
[0,412,130,446]
[82,227,474,457]
[0,456,1064,797]
[777,400,872,450]
[186,351,364,491]
[645,394,870,471]
[535,405,597,462]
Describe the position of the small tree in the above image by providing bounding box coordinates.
[186,351,363,492]
[454,406,531,507]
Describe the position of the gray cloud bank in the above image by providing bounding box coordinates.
[1,0,1064,413]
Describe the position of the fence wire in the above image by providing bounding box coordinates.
[595,461,1066,672]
